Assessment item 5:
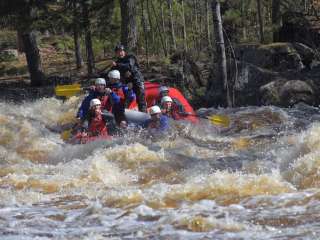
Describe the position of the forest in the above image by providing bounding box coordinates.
[0,0,320,108]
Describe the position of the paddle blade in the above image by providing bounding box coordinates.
[61,129,72,141]
[208,114,230,127]
[55,84,82,97]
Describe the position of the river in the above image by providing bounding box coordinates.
[1,97,320,239]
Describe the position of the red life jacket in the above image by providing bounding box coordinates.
[98,95,111,112]
[88,112,108,137]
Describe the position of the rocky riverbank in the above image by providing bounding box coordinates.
[1,42,320,108]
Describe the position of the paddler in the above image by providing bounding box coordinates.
[142,105,170,135]
[76,78,110,122]
[105,70,136,125]
[70,98,109,144]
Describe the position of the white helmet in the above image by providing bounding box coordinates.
[90,98,101,108]
[95,78,106,85]
[161,96,173,104]
[159,86,169,93]
[108,70,120,79]
[149,105,161,115]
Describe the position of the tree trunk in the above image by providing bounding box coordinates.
[18,3,45,86]
[167,0,176,51]
[140,0,149,67]
[272,0,281,42]
[205,0,211,48]
[17,29,24,53]
[146,0,155,53]
[150,0,168,56]
[120,0,138,51]
[22,31,45,86]
[82,0,95,75]
[211,0,231,107]
[241,0,247,41]
[256,0,265,43]
[160,1,168,53]
[181,0,188,52]
[73,27,83,69]
[73,1,83,69]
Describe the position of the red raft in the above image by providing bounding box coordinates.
[130,81,199,123]
[66,82,198,144]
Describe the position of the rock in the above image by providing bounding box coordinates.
[259,80,283,105]
[280,80,315,106]
[292,43,315,70]
[235,43,305,72]
[260,79,316,107]
[230,62,279,106]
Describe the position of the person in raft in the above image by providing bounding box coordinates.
[105,70,136,125]
[142,105,170,135]
[155,85,186,114]
[70,99,109,144]
[76,78,110,122]
[160,96,181,120]
[111,44,147,113]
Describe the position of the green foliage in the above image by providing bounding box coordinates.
[159,56,171,66]
[92,37,105,58]
[0,53,16,62]
[0,30,17,50]
[224,9,241,23]
[0,61,28,77]
[40,35,74,51]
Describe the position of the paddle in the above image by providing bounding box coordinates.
[55,61,114,98]
[55,83,83,98]
[183,112,230,127]
[207,114,230,127]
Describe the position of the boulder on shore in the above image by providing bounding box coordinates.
[235,42,315,72]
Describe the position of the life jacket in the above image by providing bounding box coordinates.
[144,115,170,132]
[77,91,110,120]
[88,111,108,137]
[111,84,126,106]
[98,95,111,112]
[162,104,183,120]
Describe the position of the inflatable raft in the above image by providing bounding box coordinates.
[61,81,198,143]
[131,81,198,123]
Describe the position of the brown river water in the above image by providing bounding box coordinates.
[1,96,320,239]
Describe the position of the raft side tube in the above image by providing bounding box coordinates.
[102,109,150,125]
[124,109,150,125]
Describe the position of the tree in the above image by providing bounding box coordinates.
[150,0,168,56]
[81,0,95,75]
[211,0,231,107]
[140,0,149,66]
[167,0,177,51]
[0,0,47,86]
[256,0,265,43]
[72,0,84,69]
[181,0,188,52]
[206,0,212,48]
[120,0,138,51]
[272,0,281,42]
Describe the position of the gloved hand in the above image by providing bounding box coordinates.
[124,71,132,78]
[105,88,112,95]
[81,120,89,131]
[127,82,133,90]
[94,108,102,116]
